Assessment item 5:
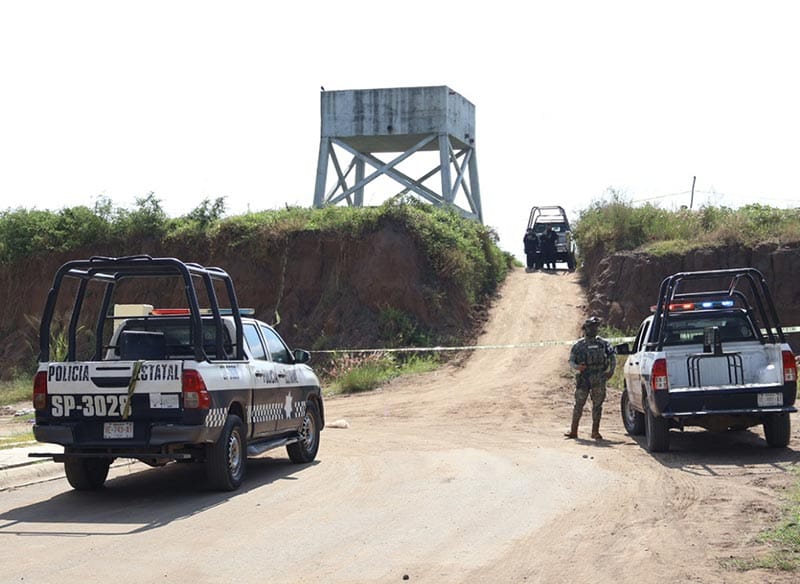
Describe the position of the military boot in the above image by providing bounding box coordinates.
[564,419,579,439]
[591,420,603,440]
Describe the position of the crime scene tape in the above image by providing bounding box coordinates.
[313,326,800,355]
[314,337,635,354]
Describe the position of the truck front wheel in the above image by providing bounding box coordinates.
[763,413,791,448]
[287,401,321,463]
[644,397,670,452]
[64,456,112,490]
[206,414,246,491]
[621,387,645,435]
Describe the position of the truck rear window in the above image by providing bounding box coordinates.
[117,318,233,359]
[662,313,756,346]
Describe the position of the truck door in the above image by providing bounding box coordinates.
[259,324,304,433]
[624,318,651,410]
[243,323,280,437]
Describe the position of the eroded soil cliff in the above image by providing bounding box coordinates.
[0,224,490,377]
[583,242,800,338]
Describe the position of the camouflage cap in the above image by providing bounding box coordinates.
[582,316,602,329]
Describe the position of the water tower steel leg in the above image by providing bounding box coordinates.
[468,149,483,222]
[355,159,365,206]
[313,138,331,208]
[439,134,453,203]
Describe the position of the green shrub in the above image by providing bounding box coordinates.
[168,197,227,238]
[378,306,430,347]
[323,351,439,395]
[113,192,168,239]
[574,190,800,259]
[0,206,108,263]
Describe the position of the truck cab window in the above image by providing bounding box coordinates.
[243,323,268,361]
[260,325,291,364]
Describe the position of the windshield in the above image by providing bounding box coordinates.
[533,222,569,234]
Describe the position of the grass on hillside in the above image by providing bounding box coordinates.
[573,190,800,257]
[0,196,511,306]
[323,353,439,395]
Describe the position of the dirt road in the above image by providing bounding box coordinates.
[1,268,798,583]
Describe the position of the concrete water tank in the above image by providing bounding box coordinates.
[313,86,482,222]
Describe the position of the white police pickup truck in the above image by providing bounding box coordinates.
[617,268,796,452]
[31,256,324,491]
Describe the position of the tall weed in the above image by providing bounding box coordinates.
[574,191,800,257]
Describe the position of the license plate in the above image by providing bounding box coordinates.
[757,393,782,407]
[103,421,133,439]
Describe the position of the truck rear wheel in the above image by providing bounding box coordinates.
[287,401,321,463]
[206,414,246,491]
[567,253,576,271]
[763,413,791,448]
[644,397,670,452]
[621,387,645,435]
[64,456,111,490]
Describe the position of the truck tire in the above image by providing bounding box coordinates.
[763,413,791,448]
[287,401,321,464]
[621,387,645,435]
[644,397,670,452]
[206,414,246,491]
[64,456,111,490]
[567,253,576,271]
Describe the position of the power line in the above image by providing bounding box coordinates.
[631,190,690,203]
[694,190,800,205]
[631,189,800,207]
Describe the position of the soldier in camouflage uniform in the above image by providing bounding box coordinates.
[565,316,616,440]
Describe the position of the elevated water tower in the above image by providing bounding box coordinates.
[313,86,483,222]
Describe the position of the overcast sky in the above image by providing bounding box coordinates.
[1,1,798,258]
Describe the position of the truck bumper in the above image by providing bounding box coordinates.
[652,382,797,418]
[33,422,219,449]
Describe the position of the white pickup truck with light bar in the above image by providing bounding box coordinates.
[617,268,796,452]
[30,255,324,491]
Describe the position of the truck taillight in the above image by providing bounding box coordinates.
[33,371,48,410]
[182,369,211,409]
[782,350,797,383]
[651,358,669,391]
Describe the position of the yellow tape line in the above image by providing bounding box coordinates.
[314,327,800,355]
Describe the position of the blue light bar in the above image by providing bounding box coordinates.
[699,300,735,309]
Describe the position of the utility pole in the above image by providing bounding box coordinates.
[690,176,696,209]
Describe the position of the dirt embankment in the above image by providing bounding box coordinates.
[0,224,486,378]
[582,243,800,334]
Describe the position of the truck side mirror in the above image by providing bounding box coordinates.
[615,343,631,355]
[293,349,311,364]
